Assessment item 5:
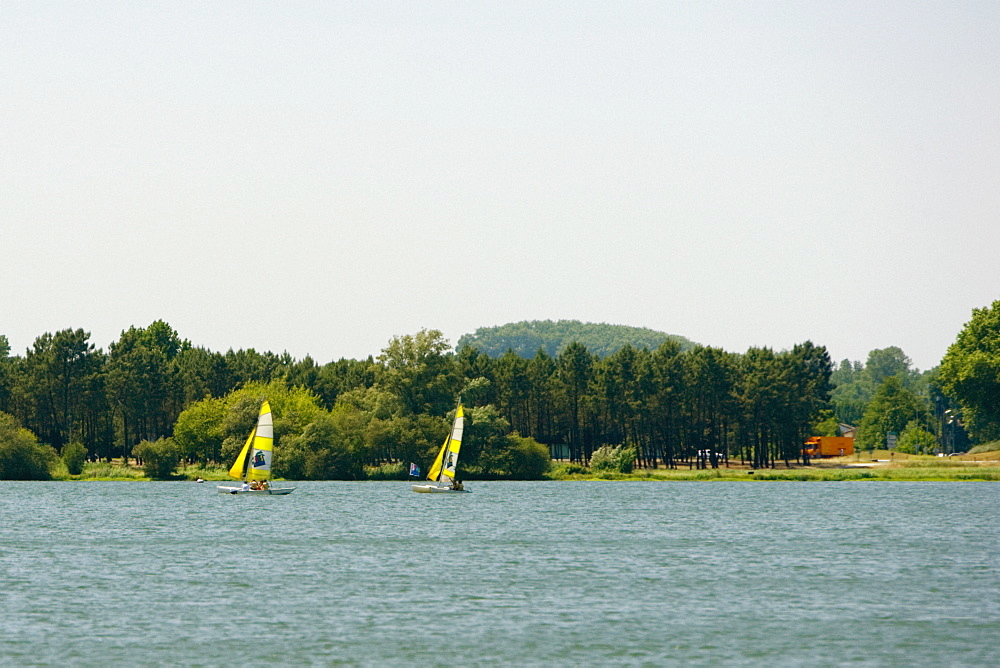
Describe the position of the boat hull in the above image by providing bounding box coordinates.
[217,486,295,495]
[411,484,470,494]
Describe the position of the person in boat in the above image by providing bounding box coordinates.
[451,479,464,491]
[260,480,269,490]
[250,480,260,491]
[241,481,250,492]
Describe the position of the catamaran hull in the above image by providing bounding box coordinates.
[217,486,295,495]
[411,484,470,494]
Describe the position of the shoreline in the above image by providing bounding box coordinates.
[45,451,1000,483]
[52,469,1000,482]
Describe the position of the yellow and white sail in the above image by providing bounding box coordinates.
[427,404,464,483]
[228,400,274,482]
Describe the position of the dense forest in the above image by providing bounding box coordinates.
[3,300,998,480]
[457,320,696,358]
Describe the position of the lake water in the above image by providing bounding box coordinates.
[1,481,997,666]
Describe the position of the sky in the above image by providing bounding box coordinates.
[3,1,998,372]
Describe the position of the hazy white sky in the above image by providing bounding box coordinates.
[3,1,998,371]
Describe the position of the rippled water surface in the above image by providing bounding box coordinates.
[1,481,997,666]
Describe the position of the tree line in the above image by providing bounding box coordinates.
[3,302,998,480]
[0,321,834,478]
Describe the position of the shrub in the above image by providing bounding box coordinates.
[62,441,88,476]
[504,435,551,480]
[132,438,181,479]
[590,444,637,474]
[549,462,589,477]
[0,412,56,480]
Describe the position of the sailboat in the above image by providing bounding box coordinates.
[412,403,470,493]
[217,400,295,495]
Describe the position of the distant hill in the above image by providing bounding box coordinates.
[457,320,697,359]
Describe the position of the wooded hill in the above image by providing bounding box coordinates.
[457,320,697,359]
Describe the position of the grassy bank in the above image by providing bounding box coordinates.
[545,450,1000,482]
[545,467,1000,482]
[51,459,234,481]
[45,451,1000,482]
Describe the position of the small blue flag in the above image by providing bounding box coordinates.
[409,462,419,477]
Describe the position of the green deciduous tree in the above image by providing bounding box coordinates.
[865,347,914,386]
[459,405,550,479]
[461,404,512,475]
[377,329,460,416]
[829,359,870,426]
[829,348,923,428]
[897,420,936,455]
[856,376,930,449]
[279,412,364,480]
[217,381,326,465]
[939,300,1000,443]
[172,396,227,463]
[365,411,446,473]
